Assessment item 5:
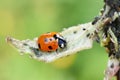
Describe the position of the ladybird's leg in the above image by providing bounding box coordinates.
[47,51,51,53]
[55,49,58,53]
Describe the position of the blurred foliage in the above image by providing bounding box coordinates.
[0,0,108,80]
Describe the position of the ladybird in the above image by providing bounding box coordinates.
[37,32,67,52]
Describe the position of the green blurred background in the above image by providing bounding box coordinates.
[0,0,108,80]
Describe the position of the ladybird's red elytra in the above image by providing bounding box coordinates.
[37,32,67,52]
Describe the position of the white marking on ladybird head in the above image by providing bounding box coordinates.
[60,44,64,48]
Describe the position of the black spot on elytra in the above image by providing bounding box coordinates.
[38,44,41,49]
[49,38,52,41]
[48,46,53,50]
[44,38,48,42]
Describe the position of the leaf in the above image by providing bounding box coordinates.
[6,22,93,63]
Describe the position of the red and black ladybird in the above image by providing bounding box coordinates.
[37,32,66,52]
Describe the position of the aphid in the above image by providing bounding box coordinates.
[37,32,67,52]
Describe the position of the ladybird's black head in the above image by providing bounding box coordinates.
[58,38,67,49]
[53,34,67,49]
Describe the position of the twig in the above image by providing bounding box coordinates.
[104,57,120,80]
